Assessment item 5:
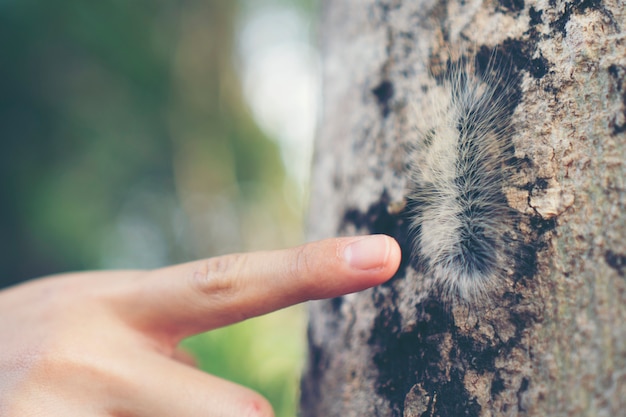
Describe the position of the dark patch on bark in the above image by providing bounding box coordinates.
[503,176,558,282]
[330,295,344,312]
[524,6,545,60]
[516,377,530,411]
[550,0,618,38]
[491,374,506,396]
[300,325,326,409]
[340,190,413,278]
[534,177,549,190]
[605,250,626,277]
[511,211,555,283]
[491,38,549,81]
[372,80,395,118]
[497,0,525,14]
[433,369,483,417]
[523,178,561,233]
[528,6,543,26]
[369,299,473,417]
[369,288,539,416]
[515,240,539,283]
[608,64,626,135]
[528,54,549,79]
[529,215,557,234]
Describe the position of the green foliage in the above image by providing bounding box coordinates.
[1,0,312,415]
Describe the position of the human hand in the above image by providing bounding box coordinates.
[0,234,401,416]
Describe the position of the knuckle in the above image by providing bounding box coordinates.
[287,244,312,283]
[191,254,245,298]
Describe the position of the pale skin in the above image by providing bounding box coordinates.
[0,234,401,417]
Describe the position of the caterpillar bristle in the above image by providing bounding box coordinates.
[408,47,521,304]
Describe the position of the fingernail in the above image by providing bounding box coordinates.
[344,235,390,271]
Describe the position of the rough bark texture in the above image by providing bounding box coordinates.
[301,1,626,416]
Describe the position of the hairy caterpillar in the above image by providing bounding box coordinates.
[408,48,521,303]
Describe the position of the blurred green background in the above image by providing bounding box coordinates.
[0,0,319,415]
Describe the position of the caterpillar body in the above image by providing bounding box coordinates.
[408,48,521,303]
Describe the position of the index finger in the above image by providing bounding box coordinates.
[117,235,401,342]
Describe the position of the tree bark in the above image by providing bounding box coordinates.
[301,1,626,416]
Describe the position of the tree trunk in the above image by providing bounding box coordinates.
[301,1,626,416]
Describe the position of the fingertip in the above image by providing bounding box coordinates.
[371,234,402,285]
[343,234,401,275]
[332,234,401,294]
[384,235,402,278]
